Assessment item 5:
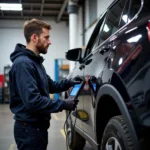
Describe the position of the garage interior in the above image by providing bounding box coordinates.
[0,0,114,150]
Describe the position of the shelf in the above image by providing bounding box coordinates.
[60,64,69,70]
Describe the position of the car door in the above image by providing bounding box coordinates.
[67,63,84,130]
[82,0,128,141]
[67,10,107,132]
[79,12,108,141]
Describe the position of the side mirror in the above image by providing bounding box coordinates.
[65,48,82,63]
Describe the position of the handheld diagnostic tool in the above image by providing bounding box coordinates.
[68,81,85,100]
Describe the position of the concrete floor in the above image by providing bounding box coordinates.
[0,104,93,150]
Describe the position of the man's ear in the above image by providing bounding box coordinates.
[31,34,37,43]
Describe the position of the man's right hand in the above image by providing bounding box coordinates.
[63,99,79,111]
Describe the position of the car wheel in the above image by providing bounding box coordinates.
[101,115,134,150]
[66,116,86,150]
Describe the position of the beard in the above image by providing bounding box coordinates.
[36,39,49,54]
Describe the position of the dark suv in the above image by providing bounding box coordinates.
[65,0,150,150]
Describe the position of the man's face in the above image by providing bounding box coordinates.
[36,28,51,54]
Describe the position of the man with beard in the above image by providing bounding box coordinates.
[9,19,80,150]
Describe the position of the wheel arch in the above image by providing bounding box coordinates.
[110,72,131,103]
[95,84,140,150]
[95,94,121,145]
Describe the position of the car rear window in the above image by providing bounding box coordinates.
[99,0,126,43]
[139,0,150,17]
[119,0,149,28]
[129,0,150,19]
[129,0,141,19]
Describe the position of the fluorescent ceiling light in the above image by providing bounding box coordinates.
[122,15,131,23]
[104,24,110,32]
[0,3,22,11]
[127,34,142,43]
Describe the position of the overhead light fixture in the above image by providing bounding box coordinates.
[122,15,131,23]
[0,3,22,11]
[104,24,110,32]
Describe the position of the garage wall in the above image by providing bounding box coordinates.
[0,20,69,79]
[97,0,114,17]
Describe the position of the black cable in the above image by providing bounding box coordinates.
[71,106,78,149]
[73,106,78,139]
[64,110,71,150]
[64,111,71,136]
[64,106,78,150]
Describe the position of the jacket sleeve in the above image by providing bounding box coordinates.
[47,75,73,93]
[14,62,65,114]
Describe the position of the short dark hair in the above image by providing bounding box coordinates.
[23,18,52,43]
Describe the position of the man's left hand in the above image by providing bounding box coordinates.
[70,76,84,85]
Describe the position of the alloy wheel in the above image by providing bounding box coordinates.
[105,137,122,150]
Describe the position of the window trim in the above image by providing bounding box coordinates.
[98,0,128,45]
[97,12,109,46]
[96,0,143,50]
[118,0,131,28]
[83,11,107,59]
[83,0,123,60]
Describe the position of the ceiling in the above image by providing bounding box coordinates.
[0,0,70,22]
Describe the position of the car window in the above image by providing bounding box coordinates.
[120,0,145,27]
[99,0,127,44]
[84,28,99,58]
[84,13,106,58]
[129,0,141,19]
[119,0,131,28]
[89,33,99,53]
[112,42,136,71]
[139,0,150,17]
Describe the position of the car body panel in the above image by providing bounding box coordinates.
[110,16,150,127]
[82,49,110,140]
[67,65,84,130]
[66,0,150,149]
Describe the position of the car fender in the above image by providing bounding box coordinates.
[95,84,140,150]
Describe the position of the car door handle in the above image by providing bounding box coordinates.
[79,64,85,70]
[73,75,85,82]
[88,76,102,93]
[88,76,98,92]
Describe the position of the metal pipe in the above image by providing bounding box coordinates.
[56,0,69,22]
[40,0,45,17]
[68,0,79,72]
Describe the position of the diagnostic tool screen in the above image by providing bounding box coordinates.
[70,84,82,96]
[92,83,96,91]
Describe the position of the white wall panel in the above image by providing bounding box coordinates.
[97,0,114,17]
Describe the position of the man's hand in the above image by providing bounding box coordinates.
[63,99,79,111]
[70,76,84,85]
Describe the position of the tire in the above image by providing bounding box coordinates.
[67,129,86,150]
[66,115,86,150]
[101,115,135,150]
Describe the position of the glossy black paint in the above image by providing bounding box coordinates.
[110,17,150,127]
[66,0,150,149]
[65,48,82,62]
